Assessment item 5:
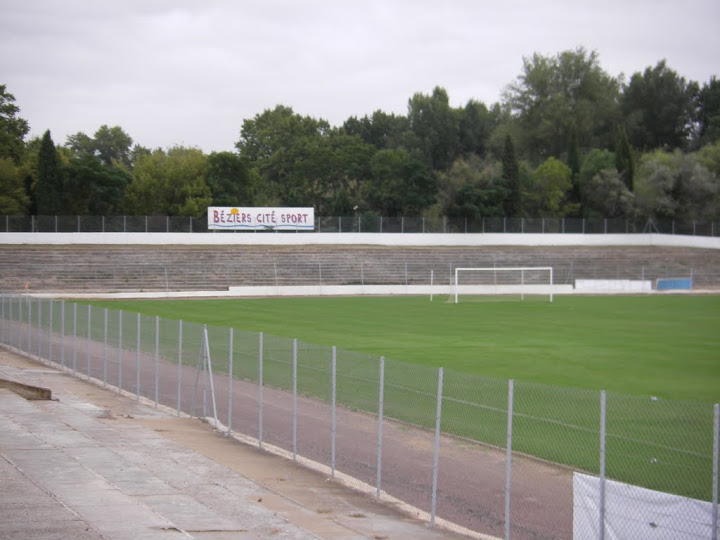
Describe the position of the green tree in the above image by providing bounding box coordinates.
[503,47,620,159]
[0,158,29,213]
[635,150,719,221]
[124,147,211,216]
[236,105,329,204]
[407,86,458,170]
[66,125,134,168]
[615,126,635,191]
[342,110,409,150]
[694,76,720,147]
[527,157,573,216]
[583,169,635,218]
[620,60,696,151]
[206,151,258,206]
[566,128,582,212]
[63,155,131,215]
[365,148,436,215]
[35,130,64,214]
[0,84,30,164]
[457,100,492,157]
[501,134,521,216]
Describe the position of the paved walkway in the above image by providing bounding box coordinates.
[0,349,472,540]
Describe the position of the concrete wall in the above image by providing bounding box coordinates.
[2,232,720,249]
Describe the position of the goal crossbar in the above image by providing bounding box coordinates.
[454,267,554,303]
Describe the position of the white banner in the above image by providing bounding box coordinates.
[573,472,715,539]
[207,207,315,231]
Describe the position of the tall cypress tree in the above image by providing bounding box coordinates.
[502,133,521,216]
[615,126,635,191]
[36,130,64,214]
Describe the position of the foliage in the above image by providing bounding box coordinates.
[583,169,635,218]
[621,60,696,151]
[124,147,211,216]
[63,155,131,215]
[614,126,635,191]
[526,157,573,216]
[35,131,64,214]
[501,134,520,216]
[365,148,436,216]
[0,158,29,213]
[407,86,458,170]
[435,155,505,219]
[504,47,620,160]
[695,76,720,147]
[635,150,720,221]
[0,84,30,164]
[67,125,134,169]
[205,151,258,207]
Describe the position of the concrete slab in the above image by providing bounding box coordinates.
[0,349,472,540]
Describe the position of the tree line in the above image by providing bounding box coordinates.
[1,47,719,224]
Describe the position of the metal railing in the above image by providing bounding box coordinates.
[2,294,718,540]
[1,214,718,236]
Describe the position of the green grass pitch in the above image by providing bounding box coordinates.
[80,294,719,500]
[85,294,719,402]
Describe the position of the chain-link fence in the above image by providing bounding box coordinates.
[2,214,719,236]
[1,294,718,539]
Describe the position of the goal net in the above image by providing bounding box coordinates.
[454,267,554,303]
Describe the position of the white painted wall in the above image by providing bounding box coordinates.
[2,232,719,249]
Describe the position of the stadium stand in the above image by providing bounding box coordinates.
[1,244,718,292]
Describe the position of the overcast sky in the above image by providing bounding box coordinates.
[2,0,718,153]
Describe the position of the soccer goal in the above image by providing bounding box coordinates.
[454,267,554,303]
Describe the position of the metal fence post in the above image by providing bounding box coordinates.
[72,303,77,372]
[154,316,159,408]
[117,310,123,391]
[48,299,53,363]
[258,332,264,448]
[27,296,32,356]
[103,308,108,386]
[292,338,298,461]
[60,300,65,367]
[505,379,515,540]
[177,320,183,416]
[599,390,607,540]
[376,356,385,501]
[331,346,337,478]
[431,367,444,526]
[713,403,719,540]
[227,328,234,436]
[86,305,91,377]
[136,313,141,401]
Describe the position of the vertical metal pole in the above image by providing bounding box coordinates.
[177,320,183,416]
[60,300,65,367]
[48,300,53,363]
[27,296,32,356]
[331,346,337,478]
[36,299,42,359]
[292,338,298,461]
[227,328,234,436]
[430,269,434,302]
[72,303,77,372]
[103,308,108,386]
[376,356,385,501]
[505,379,515,540]
[599,390,607,540]
[136,313,141,401]
[118,310,123,392]
[203,325,219,427]
[712,403,719,540]
[87,305,91,377]
[154,316,159,408]
[258,332,264,448]
[431,367,444,526]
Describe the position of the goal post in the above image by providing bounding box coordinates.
[454,267,554,303]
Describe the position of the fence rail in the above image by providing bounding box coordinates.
[1,294,718,539]
[1,214,719,236]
